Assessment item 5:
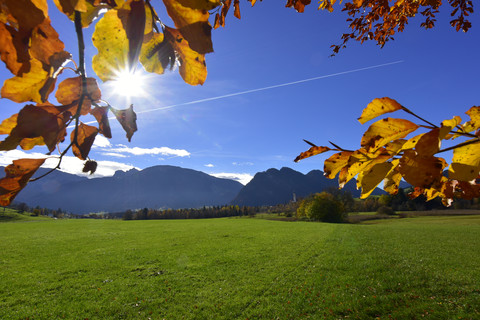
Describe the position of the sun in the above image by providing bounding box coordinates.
[110,69,148,98]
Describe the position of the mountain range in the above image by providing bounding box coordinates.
[9,165,384,214]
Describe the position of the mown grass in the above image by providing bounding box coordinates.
[0,216,479,319]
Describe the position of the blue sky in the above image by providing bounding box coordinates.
[0,1,479,185]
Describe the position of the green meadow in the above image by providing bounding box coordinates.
[1,214,479,319]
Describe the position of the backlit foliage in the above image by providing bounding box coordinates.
[0,0,476,205]
[295,98,480,206]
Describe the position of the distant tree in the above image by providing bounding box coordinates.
[297,192,345,223]
[122,209,133,221]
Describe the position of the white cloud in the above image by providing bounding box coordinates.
[232,161,254,166]
[100,152,128,158]
[93,135,112,148]
[106,145,190,157]
[204,163,214,168]
[0,150,137,178]
[208,172,253,185]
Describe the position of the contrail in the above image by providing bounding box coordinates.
[135,60,404,115]
[80,60,403,127]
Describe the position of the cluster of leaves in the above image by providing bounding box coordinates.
[0,0,221,205]
[295,98,480,206]
[216,1,474,54]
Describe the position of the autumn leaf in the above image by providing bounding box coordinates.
[1,58,56,103]
[358,97,403,124]
[90,106,112,138]
[92,5,128,81]
[3,0,48,31]
[357,161,394,199]
[55,76,101,115]
[72,123,98,160]
[53,0,114,28]
[361,118,419,152]
[449,140,480,181]
[30,18,65,65]
[339,148,391,188]
[323,151,353,179]
[383,163,402,195]
[119,0,146,69]
[0,158,46,206]
[415,128,440,156]
[0,23,31,75]
[140,32,176,74]
[111,104,137,142]
[164,26,207,85]
[161,0,219,54]
[294,145,330,162]
[398,150,447,188]
[286,0,313,13]
[0,104,70,152]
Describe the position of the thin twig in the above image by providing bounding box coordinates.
[329,141,354,152]
[437,138,480,154]
[402,106,438,128]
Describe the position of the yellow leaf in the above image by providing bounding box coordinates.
[398,150,447,188]
[339,148,391,188]
[0,113,18,135]
[55,77,101,105]
[449,140,480,181]
[294,146,330,162]
[358,97,403,124]
[358,162,394,199]
[139,32,170,74]
[165,27,207,86]
[1,58,54,103]
[361,118,419,152]
[323,151,353,179]
[383,160,401,194]
[465,106,480,130]
[92,7,128,81]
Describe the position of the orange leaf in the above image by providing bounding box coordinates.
[286,0,312,13]
[90,106,112,138]
[111,105,137,142]
[415,128,440,156]
[3,0,48,31]
[233,0,241,19]
[30,18,65,65]
[0,104,70,152]
[398,150,447,188]
[55,77,101,115]
[361,118,419,152]
[161,0,218,54]
[0,23,31,75]
[358,97,403,124]
[0,158,46,206]
[294,146,330,162]
[72,123,98,160]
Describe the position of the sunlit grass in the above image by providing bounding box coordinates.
[0,216,479,319]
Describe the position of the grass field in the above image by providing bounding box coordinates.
[1,215,479,319]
